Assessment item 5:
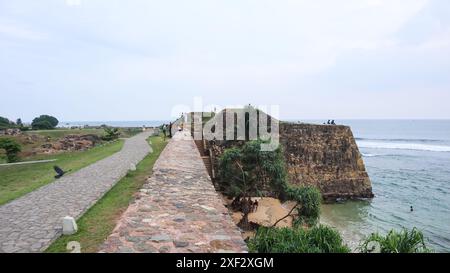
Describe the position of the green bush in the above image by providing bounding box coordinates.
[0,116,15,129]
[0,138,22,163]
[102,127,121,141]
[248,225,350,253]
[16,118,23,127]
[31,120,53,130]
[359,228,432,253]
[32,115,59,130]
[286,186,322,226]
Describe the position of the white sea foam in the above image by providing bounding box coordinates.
[357,141,450,152]
[361,153,378,157]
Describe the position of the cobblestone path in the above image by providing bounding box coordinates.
[0,130,155,253]
[100,131,248,253]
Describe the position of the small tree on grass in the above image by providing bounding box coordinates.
[0,138,22,163]
[102,127,121,141]
[16,118,23,127]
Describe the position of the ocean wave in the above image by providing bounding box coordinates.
[361,153,379,157]
[356,137,441,143]
[357,141,450,152]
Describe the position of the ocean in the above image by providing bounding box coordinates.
[314,120,450,253]
[60,120,170,128]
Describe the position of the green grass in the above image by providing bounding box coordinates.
[0,140,124,205]
[45,135,167,253]
[248,225,350,253]
[0,127,145,164]
[26,128,105,139]
[27,128,144,140]
[359,228,432,253]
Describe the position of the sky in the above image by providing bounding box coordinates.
[1,0,450,122]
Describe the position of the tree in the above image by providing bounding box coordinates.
[218,140,322,229]
[16,118,23,127]
[31,120,53,130]
[218,140,288,230]
[32,115,59,130]
[0,138,22,163]
[102,127,121,141]
[0,116,13,129]
[282,186,322,227]
[218,140,287,199]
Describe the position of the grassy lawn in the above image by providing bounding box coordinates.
[0,140,124,206]
[45,135,167,253]
[26,128,105,139]
[0,127,147,164]
[27,128,144,139]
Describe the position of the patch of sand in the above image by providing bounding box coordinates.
[222,196,297,228]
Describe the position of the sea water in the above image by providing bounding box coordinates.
[60,120,169,128]
[314,120,450,252]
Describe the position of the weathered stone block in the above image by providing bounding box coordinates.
[62,216,78,235]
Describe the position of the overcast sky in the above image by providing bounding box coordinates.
[1,0,450,122]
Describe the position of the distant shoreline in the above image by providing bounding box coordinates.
[59,120,170,128]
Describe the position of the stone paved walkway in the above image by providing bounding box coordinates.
[0,130,155,253]
[100,131,248,253]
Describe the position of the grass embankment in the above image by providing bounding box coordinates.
[27,128,105,139]
[45,135,167,253]
[0,128,144,163]
[29,128,143,139]
[0,140,124,205]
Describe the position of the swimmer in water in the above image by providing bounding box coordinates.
[410,206,414,212]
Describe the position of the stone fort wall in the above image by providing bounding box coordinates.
[186,111,373,200]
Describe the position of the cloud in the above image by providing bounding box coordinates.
[1,0,449,120]
[56,0,431,84]
[0,23,46,41]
